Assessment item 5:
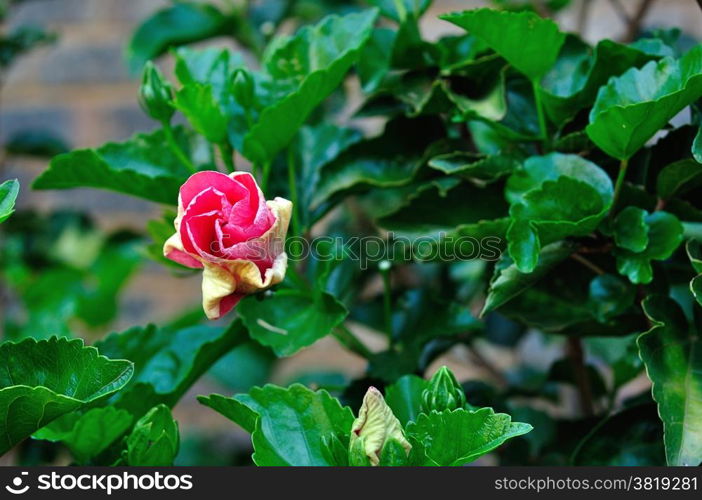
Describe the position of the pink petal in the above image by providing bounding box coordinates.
[179,171,247,210]
[165,247,204,268]
[180,187,226,256]
[214,293,244,319]
[183,212,220,257]
[227,172,275,239]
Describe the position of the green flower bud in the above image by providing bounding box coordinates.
[349,386,411,466]
[125,404,179,466]
[421,366,466,413]
[231,67,255,108]
[139,61,174,122]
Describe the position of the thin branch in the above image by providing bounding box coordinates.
[333,324,373,359]
[570,253,606,275]
[532,0,551,17]
[607,0,631,25]
[567,337,595,417]
[623,0,656,42]
[576,0,592,36]
[467,344,509,387]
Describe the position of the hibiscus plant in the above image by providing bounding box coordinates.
[2,0,702,467]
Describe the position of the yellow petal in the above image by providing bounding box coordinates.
[350,387,411,466]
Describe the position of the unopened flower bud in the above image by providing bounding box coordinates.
[421,366,466,413]
[349,386,411,466]
[231,67,255,108]
[139,61,174,122]
[125,404,179,466]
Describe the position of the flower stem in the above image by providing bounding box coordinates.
[162,120,196,173]
[219,142,235,172]
[683,222,702,241]
[532,79,549,150]
[610,158,629,216]
[333,324,373,359]
[379,260,393,338]
[286,147,301,238]
[261,161,272,192]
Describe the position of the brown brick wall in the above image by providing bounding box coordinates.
[0,0,698,407]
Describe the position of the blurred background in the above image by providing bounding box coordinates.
[2,0,701,465]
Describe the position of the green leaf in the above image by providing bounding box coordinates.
[615,211,683,284]
[146,211,186,268]
[657,159,702,200]
[242,10,378,165]
[363,290,482,382]
[588,274,636,322]
[613,206,649,252]
[0,337,133,455]
[76,235,143,327]
[552,130,592,153]
[482,240,574,315]
[293,123,362,228]
[198,384,354,466]
[357,28,397,93]
[208,341,276,394]
[359,177,458,220]
[587,46,702,160]
[506,152,613,207]
[173,83,228,143]
[693,126,702,163]
[631,36,677,58]
[125,404,179,466]
[505,405,555,459]
[687,240,702,306]
[687,240,702,274]
[238,289,348,357]
[197,393,258,434]
[427,152,519,183]
[5,130,69,158]
[506,219,540,274]
[540,36,655,124]
[441,8,565,81]
[312,116,442,210]
[33,407,133,464]
[444,72,508,122]
[406,407,532,466]
[506,153,613,272]
[126,2,231,72]
[174,47,238,99]
[4,231,141,337]
[94,321,246,416]
[385,375,428,426]
[33,127,209,204]
[572,403,664,465]
[0,25,56,70]
[0,178,19,224]
[377,179,509,240]
[638,295,702,466]
[369,0,433,22]
[379,438,412,466]
[691,276,702,307]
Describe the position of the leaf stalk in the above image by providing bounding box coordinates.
[162,120,196,174]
